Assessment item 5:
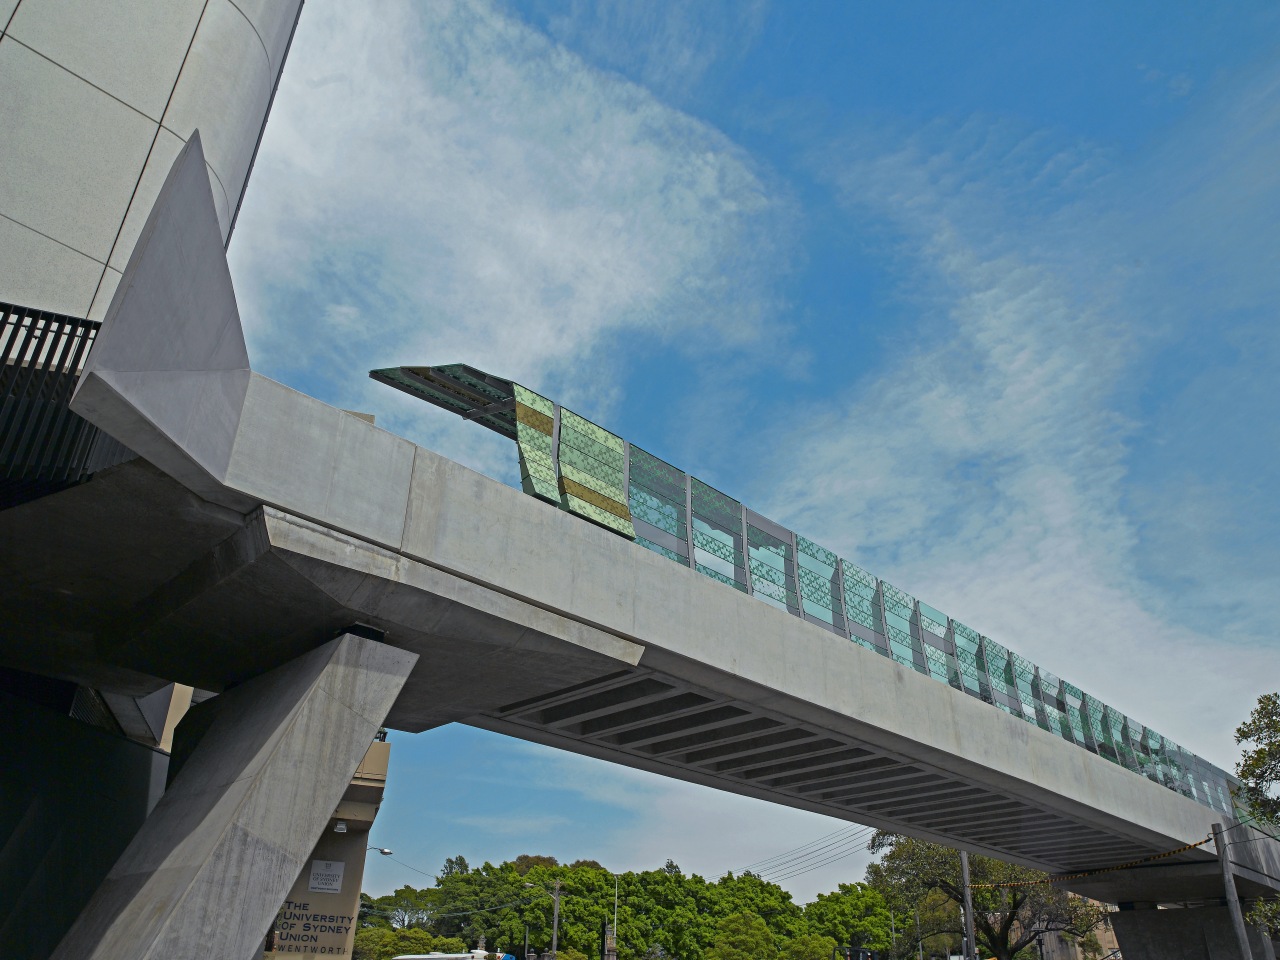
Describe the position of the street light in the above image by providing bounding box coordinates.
[525,880,562,960]
[367,846,394,856]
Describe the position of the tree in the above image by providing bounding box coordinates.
[353,927,467,960]
[706,912,777,960]
[1237,692,1280,823]
[779,933,838,960]
[370,884,438,929]
[442,855,473,878]
[804,883,894,951]
[1236,693,1280,931]
[512,854,560,875]
[864,834,1106,960]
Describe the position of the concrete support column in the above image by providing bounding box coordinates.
[51,634,417,960]
[1112,905,1276,960]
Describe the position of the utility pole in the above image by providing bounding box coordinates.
[551,878,562,960]
[1213,822,1254,960]
[960,851,977,960]
[915,906,924,960]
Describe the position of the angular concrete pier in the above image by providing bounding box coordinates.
[50,634,416,960]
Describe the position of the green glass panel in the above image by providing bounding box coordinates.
[560,408,624,452]
[880,581,915,621]
[636,537,682,563]
[513,383,554,415]
[691,478,741,529]
[918,601,948,638]
[629,487,686,539]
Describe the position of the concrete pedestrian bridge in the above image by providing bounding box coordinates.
[5,138,1278,959]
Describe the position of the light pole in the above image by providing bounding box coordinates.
[367,846,394,856]
[525,880,563,960]
[960,851,977,960]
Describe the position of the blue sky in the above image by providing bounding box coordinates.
[228,1,1280,902]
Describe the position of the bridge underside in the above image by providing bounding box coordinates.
[476,669,1166,871]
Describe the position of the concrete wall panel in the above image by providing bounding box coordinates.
[230,0,302,72]
[0,0,302,315]
[0,37,156,262]
[226,377,418,550]
[7,0,204,120]
[106,127,187,273]
[161,0,273,237]
[0,215,102,316]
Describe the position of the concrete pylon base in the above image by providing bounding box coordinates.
[1112,905,1279,960]
[50,634,417,960]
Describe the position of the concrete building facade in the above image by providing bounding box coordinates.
[0,0,303,319]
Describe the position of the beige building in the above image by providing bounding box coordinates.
[263,739,393,959]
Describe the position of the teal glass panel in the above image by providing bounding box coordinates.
[691,479,747,592]
[636,537,682,563]
[918,601,948,639]
[797,536,843,629]
[747,520,797,614]
[628,446,688,547]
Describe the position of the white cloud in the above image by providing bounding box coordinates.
[744,111,1279,772]
[229,0,791,472]
[524,0,769,104]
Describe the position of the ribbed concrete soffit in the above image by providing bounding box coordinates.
[474,668,1189,874]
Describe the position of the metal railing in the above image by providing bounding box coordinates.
[1,302,133,507]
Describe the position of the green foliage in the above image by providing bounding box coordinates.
[512,854,561,875]
[359,854,809,960]
[778,933,838,960]
[352,927,468,960]
[1237,692,1280,931]
[559,948,590,960]
[804,883,894,950]
[706,911,777,960]
[864,833,1105,960]
[1247,898,1280,934]
[1237,692,1280,823]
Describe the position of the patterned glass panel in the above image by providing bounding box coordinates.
[692,479,747,592]
[797,536,843,629]
[628,446,688,563]
[557,407,634,538]
[747,520,796,612]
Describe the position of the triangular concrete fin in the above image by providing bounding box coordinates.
[78,131,250,377]
[73,368,257,512]
[70,131,254,503]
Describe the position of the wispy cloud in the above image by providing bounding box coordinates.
[744,92,1280,768]
[229,0,790,474]
[519,0,769,105]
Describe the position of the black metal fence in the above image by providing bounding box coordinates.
[1,302,134,509]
